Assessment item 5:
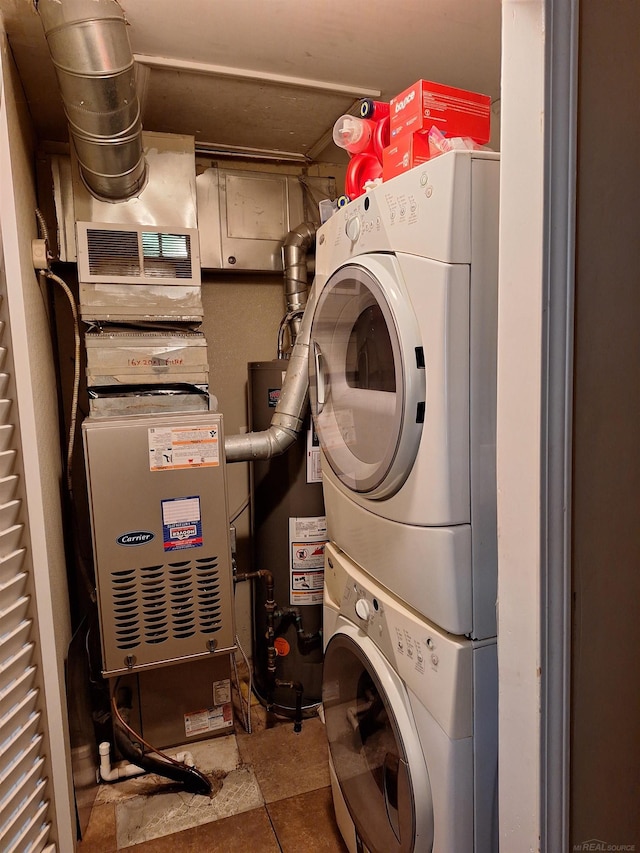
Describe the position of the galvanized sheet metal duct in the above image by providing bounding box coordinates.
[38,0,147,202]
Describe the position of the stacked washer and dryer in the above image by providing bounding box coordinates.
[308,150,500,852]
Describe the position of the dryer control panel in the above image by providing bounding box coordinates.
[316,151,498,274]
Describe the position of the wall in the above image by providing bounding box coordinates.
[0,30,75,850]
[570,1,640,847]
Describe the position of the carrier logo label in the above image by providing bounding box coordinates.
[117,531,155,546]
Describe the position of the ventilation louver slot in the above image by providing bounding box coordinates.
[87,229,140,277]
[77,222,198,286]
[110,556,223,651]
[195,556,223,634]
[142,232,193,280]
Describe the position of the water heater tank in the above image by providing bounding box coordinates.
[249,360,326,714]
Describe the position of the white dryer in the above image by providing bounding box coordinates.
[322,542,498,853]
[309,151,499,639]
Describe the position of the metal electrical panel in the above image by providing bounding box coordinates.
[83,412,235,677]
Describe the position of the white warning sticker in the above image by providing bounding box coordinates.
[184,704,233,737]
[213,678,232,706]
[148,424,220,471]
[289,516,327,606]
[306,424,322,483]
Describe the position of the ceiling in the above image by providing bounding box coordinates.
[0,0,502,163]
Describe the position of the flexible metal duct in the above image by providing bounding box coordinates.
[282,221,317,341]
[225,222,316,462]
[38,0,147,201]
[225,286,316,462]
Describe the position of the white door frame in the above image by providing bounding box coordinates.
[497,1,577,850]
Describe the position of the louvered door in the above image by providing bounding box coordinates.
[0,301,55,851]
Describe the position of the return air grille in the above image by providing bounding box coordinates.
[87,228,141,277]
[141,231,193,279]
[110,555,224,651]
[77,222,199,286]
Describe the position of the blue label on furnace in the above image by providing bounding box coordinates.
[161,495,203,552]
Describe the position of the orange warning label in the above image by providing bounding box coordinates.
[274,637,291,657]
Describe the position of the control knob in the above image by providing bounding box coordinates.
[355,598,371,621]
[345,216,361,242]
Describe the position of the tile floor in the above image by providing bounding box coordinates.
[76,689,348,852]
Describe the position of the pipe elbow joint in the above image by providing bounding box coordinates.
[267,424,298,456]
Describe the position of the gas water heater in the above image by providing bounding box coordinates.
[249,360,326,714]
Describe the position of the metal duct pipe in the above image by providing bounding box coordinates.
[38,0,147,202]
[225,222,317,463]
[282,222,316,341]
[225,286,316,462]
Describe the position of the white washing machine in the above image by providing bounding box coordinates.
[322,542,498,853]
[309,151,500,639]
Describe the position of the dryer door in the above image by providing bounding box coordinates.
[309,254,425,498]
[323,624,434,853]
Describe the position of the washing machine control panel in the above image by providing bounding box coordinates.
[341,576,476,740]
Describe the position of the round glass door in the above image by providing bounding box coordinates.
[309,256,425,497]
[323,628,433,853]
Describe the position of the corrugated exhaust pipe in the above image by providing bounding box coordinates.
[225,286,316,462]
[225,222,317,463]
[38,0,147,202]
[282,222,317,342]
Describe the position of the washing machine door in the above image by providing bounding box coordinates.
[309,254,425,498]
[323,623,434,853]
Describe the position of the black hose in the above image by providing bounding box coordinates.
[113,720,212,796]
[111,683,213,797]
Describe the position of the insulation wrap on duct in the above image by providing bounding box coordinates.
[38,0,147,201]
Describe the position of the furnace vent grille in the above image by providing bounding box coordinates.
[110,555,223,652]
[77,222,199,286]
[87,229,141,277]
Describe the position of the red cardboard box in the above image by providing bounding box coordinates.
[390,79,491,144]
[382,132,431,181]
